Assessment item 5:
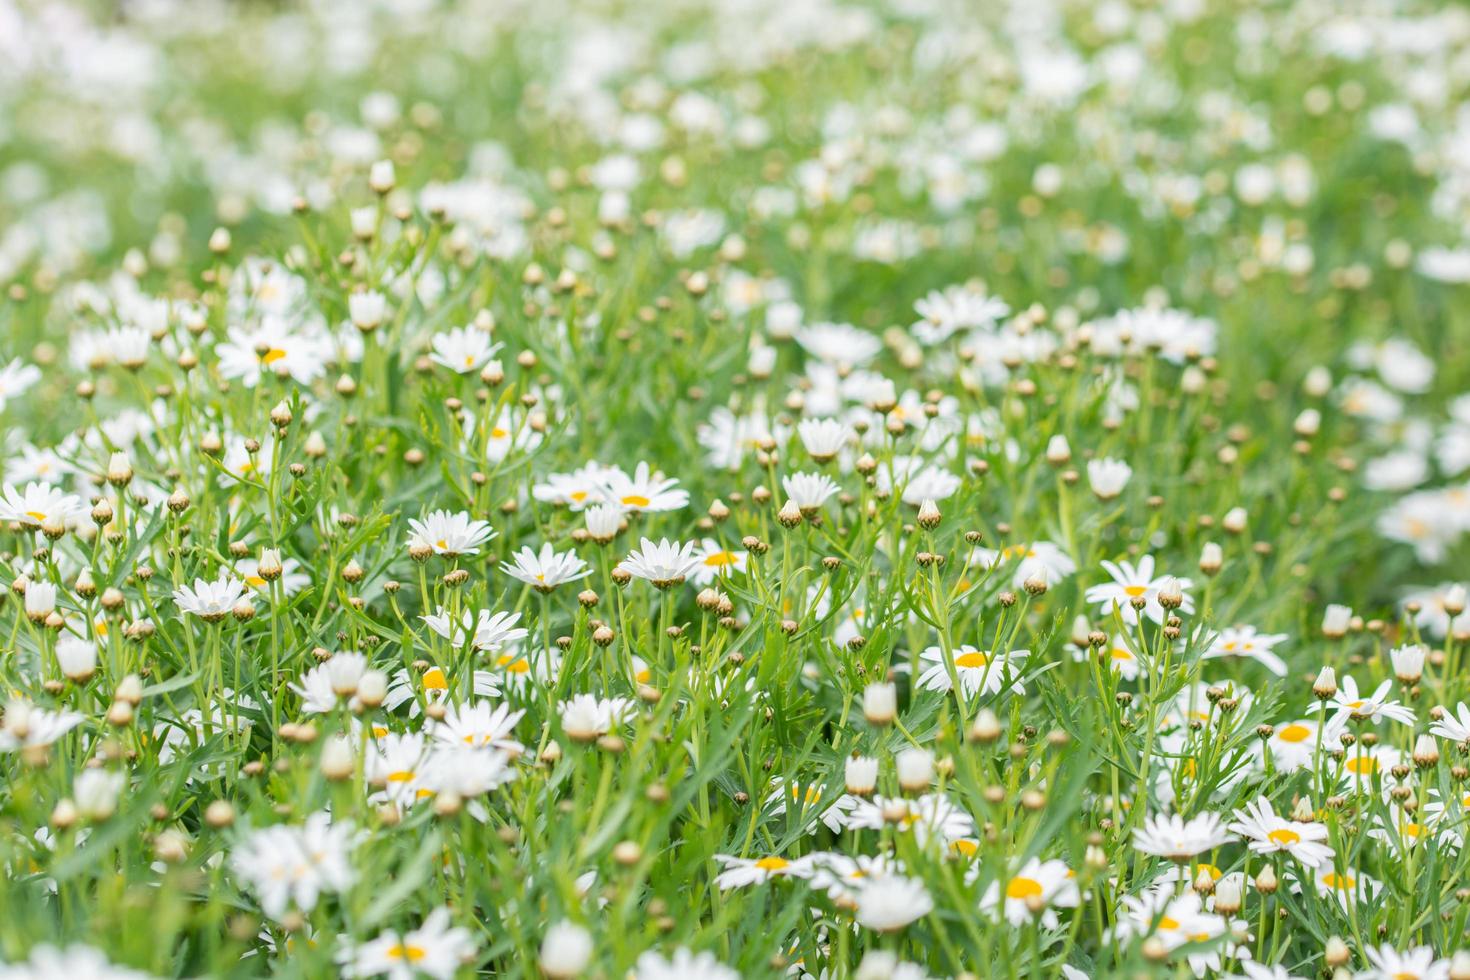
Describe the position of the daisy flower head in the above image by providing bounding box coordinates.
[1430,701,1470,743]
[0,482,85,531]
[1229,960,1309,980]
[1085,555,1194,626]
[339,907,477,980]
[215,321,330,387]
[428,700,525,754]
[577,503,622,545]
[1081,633,1144,681]
[421,608,528,653]
[1229,796,1333,866]
[172,574,248,622]
[1358,945,1449,980]
[1112,888,1230,974]
[911,284,1009,344]
[1390,643,1428,685]
[1262,717,1340,771]
[381,666,499,715]
[366,733,435,807]
[1313,864,1382,907]
[422,744,518,798]
[796,417,855,462]
[1203,625,1289,677]
[1402,583,1469,639]
[1366,811,1454,851]
[0,358,41,411]
[477,406,543,463]
[407,509,495,557]
[558,694,635,742]
[0,699,85,753]
[969,540,1077,589]
[808,852,902,901]
[878,455,962,504]
[532,462,620,511]
[621,537,701,589]
[1086,457,1132,499]
[915,645,1028,698]
[1,945,159,980]
[841,793,975,846]
[1315,675,1417,727]
[501,542,591,592]
[688,538,747,585]
[712,853,814,889]
[781,471,840,515]
[600,462,688,513]
[634,948,740,980]
[980,857,1080,928]
[348,290,388,332]
[229,812,357,921]
[1334,744,1404,790]
[428,324,501,374]
[1132,811,1234,861]
[796,321,882,366]
[854,875,933,932]
[539,921,593,980]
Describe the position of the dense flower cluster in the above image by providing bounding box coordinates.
[3,0,1470,977]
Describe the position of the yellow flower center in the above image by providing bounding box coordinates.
[755,857,789,872]
[954,651,988,668]
[386,770,415,783]
[621,494,651,507]
[1158,915,1180,930]
[1267,828,1301,846]
[1321,872,1355,890]
[423,668,448,690]
[1006,877,1044,900]
[1123,585,1148,597]
[24,510,46,522]
[704,551,738,567]
[1277,723,1311,743]
[1345,756,1378,775]
[261,348,287,364]
[387,945,427,963]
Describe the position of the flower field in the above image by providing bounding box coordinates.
[5,0,1470,977]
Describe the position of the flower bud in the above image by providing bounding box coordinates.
[1414,734,1441,768]
[844,755,879,796]
[862,682,897,726]
[1199,541,1223,576]
[320,737,356,781]
[969,708,1002,743]
[1313,666,1338,700]
[895,748,934,792]
[1322,604,1352,639]
[1222,506,1248,534]
[106,452,133,487]
[1213,876,1242,915]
